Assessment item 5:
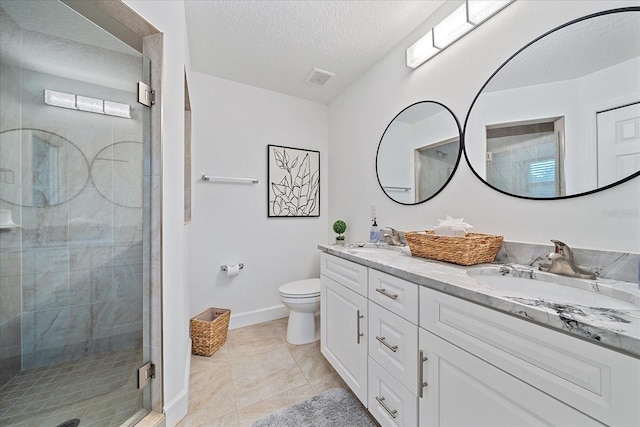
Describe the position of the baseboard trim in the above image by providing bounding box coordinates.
[163,339,191,426]
[229,305,288,330]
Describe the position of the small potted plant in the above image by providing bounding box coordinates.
[332,220,347,245]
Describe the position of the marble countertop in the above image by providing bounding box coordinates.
[318,243,640,358]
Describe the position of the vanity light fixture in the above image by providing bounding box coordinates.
[44,89,131,118]
[406,0,514,69]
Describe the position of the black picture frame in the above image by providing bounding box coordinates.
[267,144,320,217]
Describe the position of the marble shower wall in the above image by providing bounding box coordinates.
[0,60,146,374]
[0,60,23,384]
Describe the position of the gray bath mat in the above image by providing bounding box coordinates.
[251,388,375,427]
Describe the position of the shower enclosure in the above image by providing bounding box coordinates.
[0,1,152,425]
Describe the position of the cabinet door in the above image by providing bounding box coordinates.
[321,275,368,404]
[418,328,603,427]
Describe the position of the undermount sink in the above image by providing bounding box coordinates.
[467,266,640,310]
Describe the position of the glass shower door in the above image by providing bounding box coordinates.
[0,0,151,425]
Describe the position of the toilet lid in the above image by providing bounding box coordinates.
[279,278,320,297]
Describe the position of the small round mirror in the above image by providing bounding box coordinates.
[376,101,462,204]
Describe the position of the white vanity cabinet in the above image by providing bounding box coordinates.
[419,286,640,426]
[320,254,368,404]
[321,251,640,426]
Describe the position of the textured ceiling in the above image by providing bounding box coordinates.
[485,12,640,92]
[184,1,445,104]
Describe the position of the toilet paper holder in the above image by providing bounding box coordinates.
[220,263,244,271]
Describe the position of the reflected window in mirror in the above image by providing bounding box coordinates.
[377,101,462,205]
[485,117,565,198]
[463,7,640,199]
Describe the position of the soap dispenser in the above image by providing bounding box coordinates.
[370,218,380,243]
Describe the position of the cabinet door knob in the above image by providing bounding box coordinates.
[375,287,399,300]
[376,336,399,352]
[375,396,398,419]
[418,349,428,397]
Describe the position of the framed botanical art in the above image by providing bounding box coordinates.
[267,144,320,217]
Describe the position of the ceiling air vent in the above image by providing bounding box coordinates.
[304,68,334,86]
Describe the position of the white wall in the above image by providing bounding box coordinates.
[122,1,189,425]
[328,0,640,254]
[466,57,640,194]
[186,71,329,328]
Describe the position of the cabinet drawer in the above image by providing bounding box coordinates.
[368,269,418,324]
[420,286,640,426]
[368,357,418,427]
[320,253,368,296]
[369,301,418,395]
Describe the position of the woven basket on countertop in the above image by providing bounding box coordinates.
[190,307,231,356]
[404,231,503,266]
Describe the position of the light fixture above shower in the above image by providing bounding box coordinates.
[406,0,514,69]
[44,89,131,118]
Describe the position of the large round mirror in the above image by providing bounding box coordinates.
[0,129,89,206]
[464,8,640,199]
[376,101,462,204]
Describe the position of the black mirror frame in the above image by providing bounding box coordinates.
[462,7,640,201]
[376,100,463,205]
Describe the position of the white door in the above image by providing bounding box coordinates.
[597,102,640,187]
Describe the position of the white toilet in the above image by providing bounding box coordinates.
[279,278,321,345]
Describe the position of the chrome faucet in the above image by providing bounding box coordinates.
[538,240,596,280]
[384,227,403,246]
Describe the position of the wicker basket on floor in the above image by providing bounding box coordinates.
[190,307,231,356]
[405,231,503,266]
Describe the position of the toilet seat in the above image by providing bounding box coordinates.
[279,279,320,298]
[279,278,321,345]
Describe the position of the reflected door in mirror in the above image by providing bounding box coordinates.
[597,102,640,188]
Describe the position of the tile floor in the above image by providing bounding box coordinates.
[177,317,355,426]
[0,348,145,426]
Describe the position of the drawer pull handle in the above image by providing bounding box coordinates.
[418,349,428,397]
[356,310,364,344]
[375,288,398,300]
[375,396,398,419]
[376,336,398,352]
